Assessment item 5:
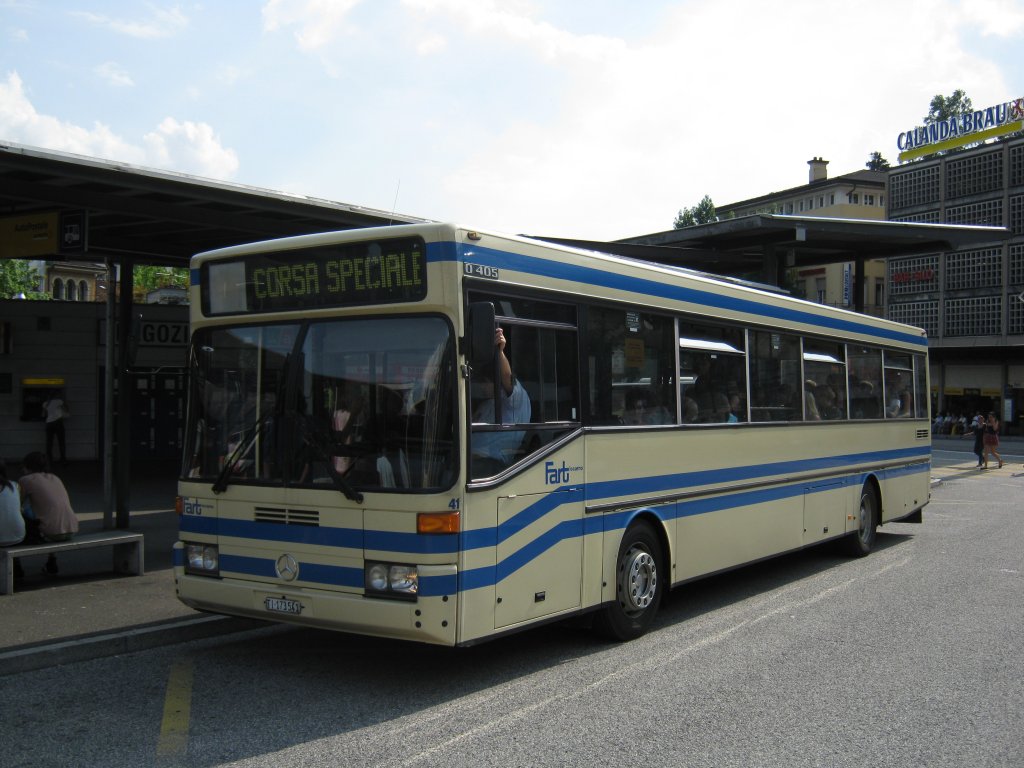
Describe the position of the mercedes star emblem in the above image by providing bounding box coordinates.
[275,554,299,582]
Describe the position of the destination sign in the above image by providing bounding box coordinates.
[204,236,427,315]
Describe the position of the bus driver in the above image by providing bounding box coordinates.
[471,327,531,476]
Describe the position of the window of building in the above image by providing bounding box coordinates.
[818,196,824,208]
[865,194,875,206]
[52,278,64,300]
[943,295,1002,337]
[816,278,826,304]
[946,150,1003,199]
[79,280,89,301]
[889,165,940,210]
[887,301,939,338]
[946,248,1003,291]
[829,193,835,205]
[67,281,77,301]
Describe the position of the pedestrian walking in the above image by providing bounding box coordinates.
[982,412,1003,470]
[962,414,986,468]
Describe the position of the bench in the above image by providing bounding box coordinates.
[1,531,145,595]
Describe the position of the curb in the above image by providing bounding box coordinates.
[0,615,270,677]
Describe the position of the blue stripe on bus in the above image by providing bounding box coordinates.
[584,446,928,504]
[424,241,927,348]
[181,452,930,594]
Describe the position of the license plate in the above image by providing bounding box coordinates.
[264,596,303,615]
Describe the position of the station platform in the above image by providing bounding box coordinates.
[0,459,265,675]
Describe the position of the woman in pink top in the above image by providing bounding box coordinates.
[18,451,78,574]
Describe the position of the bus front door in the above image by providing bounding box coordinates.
[493,444,585,629]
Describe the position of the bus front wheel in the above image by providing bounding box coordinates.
[843,484,878,557]
[595,521,664,641]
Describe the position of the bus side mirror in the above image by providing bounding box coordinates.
[465,302,495,366]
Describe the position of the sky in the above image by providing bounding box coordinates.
[2,0,1024,242]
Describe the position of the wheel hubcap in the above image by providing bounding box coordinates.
[858,495,872,543]
[621,546,657,613]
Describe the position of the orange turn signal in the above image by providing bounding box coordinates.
[418,511,460,534]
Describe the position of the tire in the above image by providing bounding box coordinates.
[842,483,878,557]
[594,521,664,641]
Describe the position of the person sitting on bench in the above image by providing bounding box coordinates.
[17,452,78,575]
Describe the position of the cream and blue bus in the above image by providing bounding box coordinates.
[174,223,929,645]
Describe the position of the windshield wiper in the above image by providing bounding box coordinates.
[211,410,275,494]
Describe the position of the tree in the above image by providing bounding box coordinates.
[0,259,48,299]
[865,151,891,171]
[673,194,716,229]
[924,89,972,125]
[132,264,189,302]
[923,89,977,156]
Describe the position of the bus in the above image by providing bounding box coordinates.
[174,223,929,645]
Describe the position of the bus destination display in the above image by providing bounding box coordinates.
[204,236,427,315]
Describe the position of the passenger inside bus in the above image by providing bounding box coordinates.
[623,389,671,425]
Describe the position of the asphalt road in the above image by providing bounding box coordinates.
[3,443,1022,768]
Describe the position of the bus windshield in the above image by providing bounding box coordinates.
[183,315,457,493]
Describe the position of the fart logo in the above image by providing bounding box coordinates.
[181,497,213,516]
[545,460,583,485]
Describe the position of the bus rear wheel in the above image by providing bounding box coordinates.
[842,483,878,557]
[594,521,664,641]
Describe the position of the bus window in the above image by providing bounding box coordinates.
[913,354,928,419]
[749,330,801,422]
[585,306,676,426]
[848,345,883,419]
[678,321,746,423]
[298,317,457,490]
[803,340,847,420]
[883,351,914,418]
[467,293,580,479]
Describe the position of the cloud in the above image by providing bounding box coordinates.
[401,0,624,62]
[400,0,1023,239]
[0,72,145,162]
[960,0,1024,36]
[262,0,363,51]
[95,62,134,87]
[72,4,188,39]
[143,118,239,179]
[0,72,238,179]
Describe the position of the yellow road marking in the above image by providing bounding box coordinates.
[157,657,194,761]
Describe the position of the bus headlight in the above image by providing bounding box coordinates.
[365,562,418,599]
[185,543,219,575]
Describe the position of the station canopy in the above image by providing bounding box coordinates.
[535,214,1006,283]
[0,141,427,267]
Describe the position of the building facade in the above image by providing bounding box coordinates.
[886,134,1024,432]
[717,159,889,316]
